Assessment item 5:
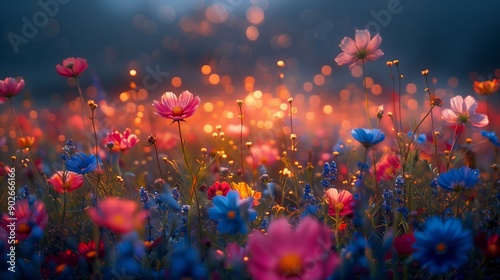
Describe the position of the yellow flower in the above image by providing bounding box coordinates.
[231,182,262,206]
[474,79,500,96]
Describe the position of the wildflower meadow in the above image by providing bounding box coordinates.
[1,2,500,280]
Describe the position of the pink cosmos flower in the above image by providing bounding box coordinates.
[152,91,201,122]
[48,171,84,193]
[335,29,384,70]
[441,95,489,127]
[105,128,139,151]
[375,153,401,181]
[325,188,354,217]
[87,198,148,234]
[56,57,88,77]
[0,77,25,98]
[0,200,48,243]
[247,217,339,280]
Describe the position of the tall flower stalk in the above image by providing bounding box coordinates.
[335,29,384,128]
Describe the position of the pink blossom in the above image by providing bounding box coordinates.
[442,95,488,127]
[0,200,48,243]
[325,188,354,217]
[105,128,139,151]
[0,77,25,98]
[56,57,88,77]
[153,91,201,122]
[375,153,401,181]
[87,198,147,234]
[247,217,339,280]
[335,29,384,70]
[48,171,84,193]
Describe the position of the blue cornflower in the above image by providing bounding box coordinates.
[168,240,207,280]
[208,191,257,235]
[412,217,472,274]
[351,128,385,147]
[481,130,500,146]
[65,152,98,174]
[407,132,427,144]
[437,166,479,192]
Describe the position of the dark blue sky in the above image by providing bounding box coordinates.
[1,0,500,103]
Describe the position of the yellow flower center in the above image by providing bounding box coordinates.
[172,106,184,116]
[113,214,125,226]
[435,242,447,254]
[215,190,223,196]
[278,253,302,276]
[335,202,344,211]
[86,251,97,259]
[227,210,236,219]
[18,223,31,234]
[56,264,67,274]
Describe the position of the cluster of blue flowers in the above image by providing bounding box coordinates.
[394,175,409,219]
[322,161,338,189]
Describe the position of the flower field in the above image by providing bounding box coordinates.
[1,5,500,279]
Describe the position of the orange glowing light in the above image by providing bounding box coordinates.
[323,105,333,114]
[204,102,214,112]
[303,82,313,92]
[313,74,325,86]
[407,99,418,110]
[130,82,136,89]
[119,92,130,102]
[29,110,37,119]
[209,74,220,85]
[309,95,321,107]
[321,65,332,76]
[406,83,417,94]
[204,124,213,134]
[171,77,182,87]
[201,65,211,75]
[246,6,264,25]
[246,26,259,41]
[277,60,285,67]
[371,84,382,95]
[129,69,137,76]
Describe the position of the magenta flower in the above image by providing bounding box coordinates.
[441,95,488,127]
[335,29,384,69]
[247,217,339,280]
[56,57,88,77]
[153,91,201,122]
[106,128,139,151]
[325,188,354,217]
[0,77,25,98]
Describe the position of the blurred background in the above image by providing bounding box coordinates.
[1,0,500,101]
[1,0,500,169]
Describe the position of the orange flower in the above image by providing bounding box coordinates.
[48,171,84,193]
[473,79,500,96]
[18,136,35,149]
[231,182,262,207]
[87,197,147,234]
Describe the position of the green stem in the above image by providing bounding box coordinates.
[446,123,463,171]
[362,60,371,129]
[153,143,164,180]
[8,98,24,138]
[402,106,434,177]
[75,77,87,133]
[177,121,191,172]
[424,75,441,174]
